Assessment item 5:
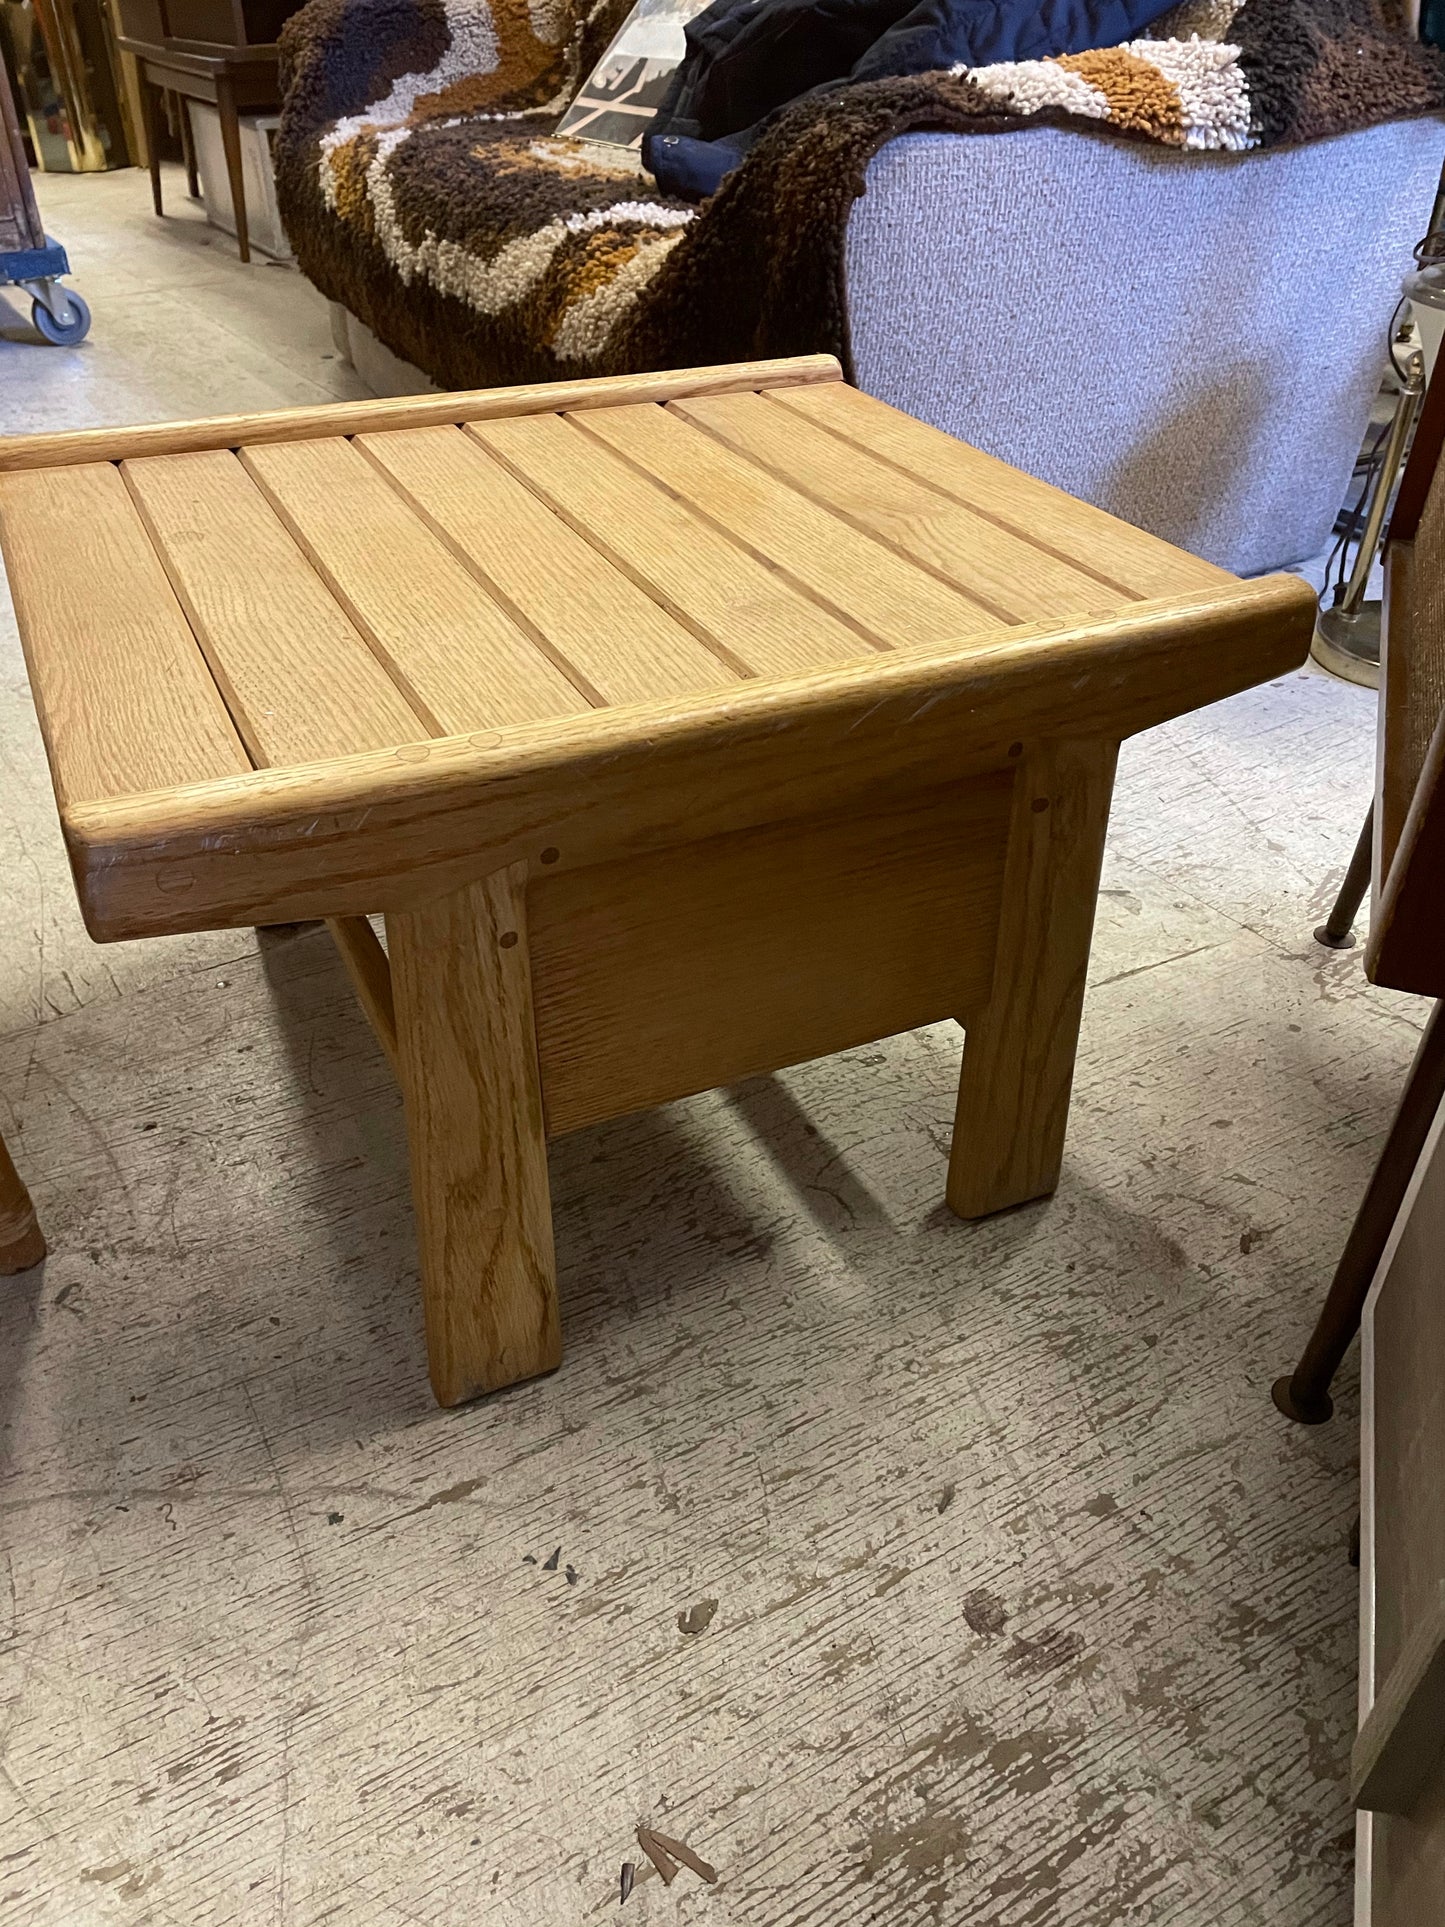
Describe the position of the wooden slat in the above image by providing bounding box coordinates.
[240,437,588,735]
[468,414,880,680]
[672,392,1126,623]
[355,425,739,708]
[0,462,250,805]
[573,403,1000,648]
[530,778,1010,1136]
[765,382,1231,599]
[0,357,844,473]
[124,449,428,767]
[58,575,1317,939]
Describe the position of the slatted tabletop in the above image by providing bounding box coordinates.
[0,362,1228,817]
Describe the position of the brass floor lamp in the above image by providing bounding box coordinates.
[1309,163,1445,695]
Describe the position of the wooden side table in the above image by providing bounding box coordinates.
[0,355,1315,1406]
[115,35,280,262]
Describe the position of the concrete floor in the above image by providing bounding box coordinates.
[0,165,1423,1927]
[0,165,369,432]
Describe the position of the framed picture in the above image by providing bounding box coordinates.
[556,0,710,149]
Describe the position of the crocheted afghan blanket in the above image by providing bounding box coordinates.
[274,0,1444,389]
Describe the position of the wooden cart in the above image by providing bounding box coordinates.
[0,62,91,342]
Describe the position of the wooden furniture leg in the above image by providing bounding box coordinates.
[178,95,200,200]
[1274,999,1445,1424]
[386,865,560,1406]
[326,916,398,1071]
[947,738,1118,1218]
[1315,801,1374,949]
[0,1128,46,1275]
[139,77,163,218]
[215,75,250,264]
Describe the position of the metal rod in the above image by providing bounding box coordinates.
[1273,1001,1445,1423]
[1339,353,1425,615]
[1314,803,1375,949]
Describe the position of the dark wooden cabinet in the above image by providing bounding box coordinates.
[112,0,301,47]
[112,0,303,260]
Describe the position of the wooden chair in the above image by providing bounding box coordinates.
[0,1126,45,1274]
[1274,363,1445,1424]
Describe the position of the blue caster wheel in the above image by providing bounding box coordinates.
[31,289,91,346]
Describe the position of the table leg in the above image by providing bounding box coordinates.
[178,94,200,200]
[1,1128,46,1275]
[138,77,163,218]
[326,916,398,1072]
[947,738,1118,1218]
[215,75,250,264]
[387,864,560,1407]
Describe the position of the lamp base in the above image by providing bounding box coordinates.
[1311,603,1381,690]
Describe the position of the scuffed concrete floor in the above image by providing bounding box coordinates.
[0,165,1426,1927]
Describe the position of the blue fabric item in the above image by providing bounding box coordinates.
[851,0,1174,78]
[643,0,1177,197]
[648,132,748,198]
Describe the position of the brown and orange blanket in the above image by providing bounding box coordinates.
[275,0,1444,389]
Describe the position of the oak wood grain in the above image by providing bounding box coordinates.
[576,401,998,645]
[58,578,1315,940]
[123,448,428,766]
[0,462,251,805]
[947,739,1118,1216]
[325,916,398,1072]
[766,382,1230,599]
[387,865,560,1405]
[241,437,588,734]
[468,412,876,680]
[529,778,1010,1136]
[354,424,739,708]
[0,356,844,472]
[675,391,1128,622]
